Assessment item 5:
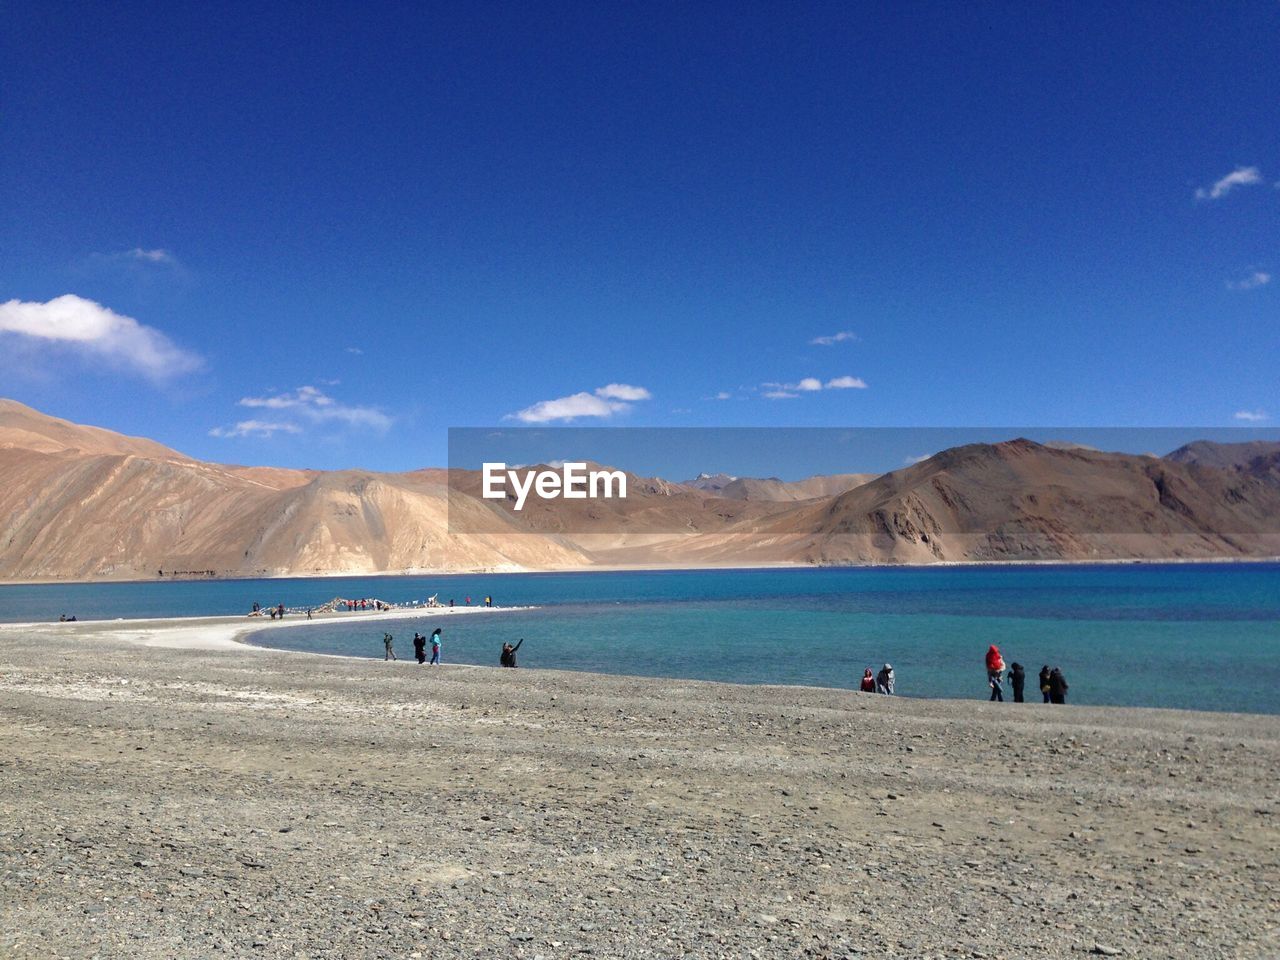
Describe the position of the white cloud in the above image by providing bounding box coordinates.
[510,392,628,422]
[594,383,651,401]
[810,331,857,346]
[125,248,176,264]
[711,391,732,400]
[345,346,363,355]
[213,385,391,438]
[1226,271,1271,291]
[1196,166,1262,200]
[904,453,931,465]
[209,420,303,438]
[0,294,201,380]
[763,375,868,396]
[1234,409,1269,422]
[508,384,651,423]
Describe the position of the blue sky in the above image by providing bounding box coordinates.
[1,2,1276,473]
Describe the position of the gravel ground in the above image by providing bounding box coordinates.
[1,631,1277,959]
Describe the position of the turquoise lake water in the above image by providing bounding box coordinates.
[2,564,1278,714]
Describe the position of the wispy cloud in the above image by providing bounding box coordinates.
[809,331,857,346]
[345,346,363,355]
[509,384,652,423]
[211,385,391,438]
[1234,409,1269,422]
[825,376,868,389]
[123,247,177,264]
[1196,166,1262,201]
[904,453,931,465]
[209,420,303,438]
[0,294,201,380]
[762,375,868,398]
[1226,271,1271,291]
[709,391,733,400]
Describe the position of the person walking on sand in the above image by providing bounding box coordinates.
[1039,665,1052,703]
[859,668,876,692]
[1048,666,1069,705]
[1009,662,1026,703]
[500,637,524,667]
[876,663,895,695]
[413,632,426,664]
[383,632,396,661]
[430,628,442,665]
[986,645,1005,701]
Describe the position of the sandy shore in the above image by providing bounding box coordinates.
[0,603,527,652]
[1,627,1278,959]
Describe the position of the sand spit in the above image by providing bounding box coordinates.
[0,603,528,653]
[0,633,1277,959]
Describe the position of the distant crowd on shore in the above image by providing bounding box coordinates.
[858,645,1070,704]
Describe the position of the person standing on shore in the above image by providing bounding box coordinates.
[383,632,396,661]
[1039,665,1052,703]
[430,628,442,665]
[859,668,876,692]
[986,645,1005,702]
[1009,662,1026,703]
[1048,667,1069,704]
[876,663,895,695]
[413,632,426,664]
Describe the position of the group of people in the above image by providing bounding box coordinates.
[249,601,292,620]
[380,629,525,668]
[859,663,895,695]
[986,645,1069,704]
[856,648,1071,703]
[443,595,494,608]
[382,631,438,662]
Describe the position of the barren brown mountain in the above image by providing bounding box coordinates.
[1166,439,1280,470]
[765,439,1280,564]
[1,400,1277,580]
[0,401,589,580]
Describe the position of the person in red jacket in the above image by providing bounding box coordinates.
[859,668,876,692]
[985,644,1005,702]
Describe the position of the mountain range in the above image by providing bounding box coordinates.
[1,398,1277,580]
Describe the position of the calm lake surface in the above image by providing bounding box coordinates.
[2,564,1277,714]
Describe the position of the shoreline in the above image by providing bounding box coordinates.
[2,553,1278,587]
[7,605,1280,720]
[0,604,530,653]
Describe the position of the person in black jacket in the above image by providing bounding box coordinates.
[1048,667,1069,704]
[1038,665,1052,703]
[412,632,426,664]
[1008,662,1026,703]
[500,638,524,668]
